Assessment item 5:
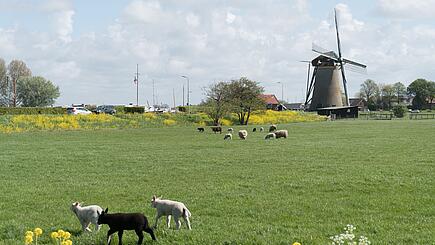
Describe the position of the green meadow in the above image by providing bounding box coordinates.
[0,120,434,244]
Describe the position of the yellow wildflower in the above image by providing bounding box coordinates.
[25,235,33,244]
[57,229,65,238]
[50,231,59,239]
[63,231,71,239]
[25,231,34,237]
[62,240,73,245]
[34,228,43,236]
[293,242,301,245]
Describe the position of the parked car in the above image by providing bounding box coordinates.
[94,105,116,115]
[66,107,92,115]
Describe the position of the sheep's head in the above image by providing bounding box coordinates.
[150,195,162,208]
[70,202,81,212]
[97,208,109,225]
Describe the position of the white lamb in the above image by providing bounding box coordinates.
[274,129,288,139]
[150,195,192,230]
[264,132,276,140]
[227,128,233,132]
[224,133,232,140]
[70,202,103,232]
[238,130,248,140]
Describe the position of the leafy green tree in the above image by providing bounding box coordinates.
[227,77,264,125]
[17,76,60,107]
[392,104,406,118]
[407,78,432,109]
[203,81,231,126]
[380,84,395,110]
[393,82,406,105]
[359,79,380,111]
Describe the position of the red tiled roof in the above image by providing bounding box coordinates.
[259,94,280,104]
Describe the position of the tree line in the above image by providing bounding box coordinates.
[358,78,435,110]
[202,77,264,125]
[0,58,60,107]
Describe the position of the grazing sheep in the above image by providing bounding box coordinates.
[70,202,103,232]
[197,127,204,132]
[151,195,192,230]
[260,127,264,132]
[211,126,222,134]
[264,133,276,140]
[252,128,257,132]
[227,128,233,132]
[269,124,277,132]
[274,129,288,139]
[224,133,232,140]
[97,208,156,244]
[238,130,248,140]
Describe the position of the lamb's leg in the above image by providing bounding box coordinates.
[117,230,123,245]
[144,227,156,241]
[107,229,116,245]
[134,229,144,245]
[166,215,171,228]
[184,216,192,230]
[82,222,92,232]
[153,214,162,229]
[92,220,101,232]
[174,216,181,230]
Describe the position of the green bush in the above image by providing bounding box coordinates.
[0,107,66,115]
[114,105,125,114]
[392,104,407,118]
[124,106,145,114]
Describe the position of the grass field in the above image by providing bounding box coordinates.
[0,120,434,244]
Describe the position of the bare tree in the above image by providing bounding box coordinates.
[203,81,231,126]
[0,58,7,106]
[7,60,32,107]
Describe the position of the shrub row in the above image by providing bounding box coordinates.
[0,107,66,115]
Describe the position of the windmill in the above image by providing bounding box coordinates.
[305,8,367,111]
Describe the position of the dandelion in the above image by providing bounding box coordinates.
[62,231,71,239]
[292,242,301,245]
[25,231,34,237]
[50,231,59,239]
[24,234,33,244]
[61,240,72,245]
[33,228,42,245]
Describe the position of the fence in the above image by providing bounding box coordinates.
[409,113,435,120]
[359,113,393,120]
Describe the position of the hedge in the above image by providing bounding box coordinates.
[0,107,66,115]
[124,106,145,114]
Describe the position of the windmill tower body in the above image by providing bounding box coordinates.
[309,64,343,110]
[304,8,367,112]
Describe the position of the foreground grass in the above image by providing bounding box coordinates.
[0,120,434,244]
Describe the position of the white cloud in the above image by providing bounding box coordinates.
[377,0,435,19]
[53,10,75,43]
[123,0,164,23]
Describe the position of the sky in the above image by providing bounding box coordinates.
[1,0,435,106]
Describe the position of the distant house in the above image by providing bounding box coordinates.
[259,94,280,110]
[349,98,367,111]
[284,103,305,111]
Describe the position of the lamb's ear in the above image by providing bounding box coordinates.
[152,195,156,200]
[105,208,109,213]
[97,210,100,216]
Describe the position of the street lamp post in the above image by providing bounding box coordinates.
[277,82,284,102]
[181,75,190,113]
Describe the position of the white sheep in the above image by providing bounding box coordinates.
[227,128,233,132]
[264,133,276,140]
[260,127,264,132]
[150,195,192,230]
[238,130,248,140]
[274,129,288,139]
[224,133,232,140]
[70,202,103,232]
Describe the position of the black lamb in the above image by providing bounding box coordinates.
[97,208,156,245]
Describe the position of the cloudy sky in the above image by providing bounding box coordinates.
[1,0,434,106]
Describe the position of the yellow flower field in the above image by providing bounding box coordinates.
[0,110,325,133]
